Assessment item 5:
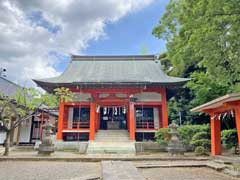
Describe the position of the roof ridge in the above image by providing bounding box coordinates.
[71,55,157,61]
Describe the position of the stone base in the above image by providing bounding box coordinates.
[135,142,167,152]
[54,141,88,153]
[38,144,54,155]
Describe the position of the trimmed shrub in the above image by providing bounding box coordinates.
[155,124,211,152]
[190,131,210,150]
[155,128,170,145]
[194,146,207,156]
[178,124,210,146]
[221,129,237,149]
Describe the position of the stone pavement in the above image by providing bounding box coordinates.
[0,150,210,162]
[0,161,101,180]
[139,167,239,180]
[101,161,145,180]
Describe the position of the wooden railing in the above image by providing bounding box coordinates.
[63,121,90,129]
[136,121,154,129]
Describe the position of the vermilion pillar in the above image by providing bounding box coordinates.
[129,102,135,140]
[57,101,64,140]
[235,107,240,146]
[89,102,96,140]
[210,114,221,155]
[161,88,168,128]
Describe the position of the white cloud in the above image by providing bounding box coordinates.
[0,0,153,88]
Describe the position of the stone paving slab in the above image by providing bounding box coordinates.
[139,167,239,180]
[0,151,210,162]
[101,161,145,180]
[0,161,101,180]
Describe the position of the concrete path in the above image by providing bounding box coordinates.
[101,161,145,180]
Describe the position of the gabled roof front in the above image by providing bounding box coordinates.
[191,93,240,112]
[34,55,189,92]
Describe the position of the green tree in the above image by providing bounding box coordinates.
[153,0,240,122]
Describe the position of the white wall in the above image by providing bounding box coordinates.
[19,117,32,143]
[153,108,160,129]
[134,92,162,102]
[68,107,73,128]
[0,132,6,144]
[73,92,91,101]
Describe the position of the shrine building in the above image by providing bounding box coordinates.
[34,55,188,142]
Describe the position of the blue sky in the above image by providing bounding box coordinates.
[1,0,169,86]
[84,0,168,56]
[54,0,169,72]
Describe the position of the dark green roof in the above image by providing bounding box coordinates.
[34,55,189,92]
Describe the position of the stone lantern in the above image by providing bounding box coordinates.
[167,123,186,155]
[38,120,54,155]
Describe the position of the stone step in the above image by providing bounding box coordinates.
[95,130,130,142]
[87,142,136,154]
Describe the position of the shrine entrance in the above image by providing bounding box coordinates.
[99,106,127,130]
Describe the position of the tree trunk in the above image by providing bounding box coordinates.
[3,130,11,156]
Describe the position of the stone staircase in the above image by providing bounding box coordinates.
[87,130,136,154]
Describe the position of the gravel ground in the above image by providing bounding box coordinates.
[0,161,101,180]
[138,167,238,180]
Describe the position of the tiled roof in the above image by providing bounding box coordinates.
[34,55,189,91]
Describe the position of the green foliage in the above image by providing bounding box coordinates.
[155,128,170,145]
[221,129,237,149]
[54,87,75,102]
[194,146,208,156]
[178,124,210,146]
[190,131,210,150]
[153,0,240,123]
[155,124,210,150]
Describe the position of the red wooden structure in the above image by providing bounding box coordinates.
[191,93,240,155]
[34,55,188,141]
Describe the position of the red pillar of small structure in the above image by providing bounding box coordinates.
[161,88,168,128]
[210,114,222,155]
[57,101,64,140]
[235,107,240,146]
[89,102,96,140]
[129,102,135,140]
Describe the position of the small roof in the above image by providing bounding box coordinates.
[0,77,22,97]
[191,93,240,112]
[34,55,189,92]
[0,77,58,117]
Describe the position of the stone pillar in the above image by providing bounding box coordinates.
[161,88,168,128]
[235,107,240,146]
[57,101,64,140]
[210,114,221,155]
[89,102,96,140]
[129,102,135,140]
